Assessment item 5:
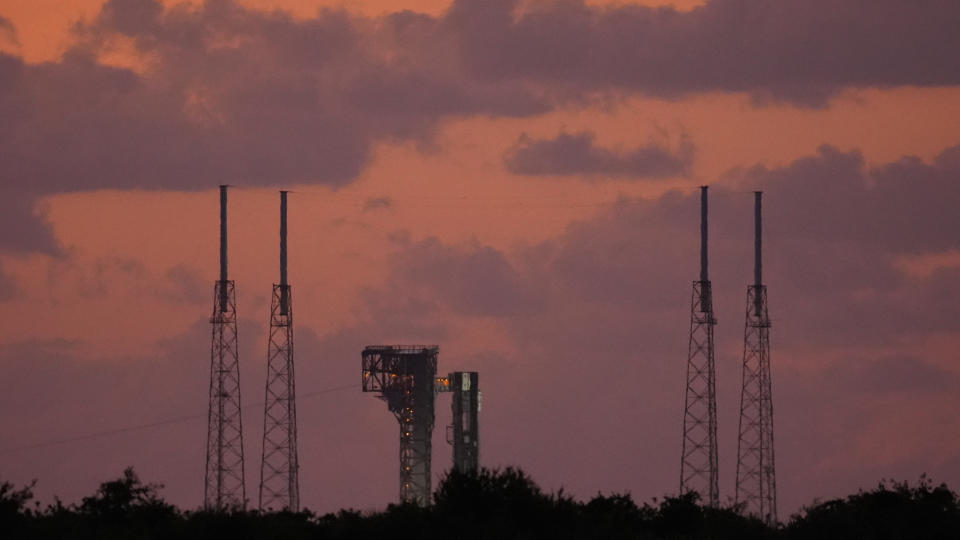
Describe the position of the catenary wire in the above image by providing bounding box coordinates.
[0,382,356,455]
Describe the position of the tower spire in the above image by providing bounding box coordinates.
[280,191,288,287]
[219,185,229,310]
[279,191,289,316]
[701,184,709,283]
[754,191,762,288]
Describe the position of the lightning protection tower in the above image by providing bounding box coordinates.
[259,191,300,511]
[680,185,719,506]
[437,372,480,473]
[362,345,438,506]
[205,185,246,510]
[735,191,777,525]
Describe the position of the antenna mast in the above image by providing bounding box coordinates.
[735,191,778,525]
[205,185,246,510]
[259,191,300,511]
[680,186,719,506]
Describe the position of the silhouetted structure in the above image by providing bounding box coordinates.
[362,345,439,505]
[681,186,719,506]
[736,191,777,525]
[205,185,246,510]
[259,191,300,511]
[437,372,480,473]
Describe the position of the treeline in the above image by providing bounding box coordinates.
[2,467,959,539]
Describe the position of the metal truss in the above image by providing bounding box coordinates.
[205,279,246,510]
[681,279,719,506]
[735,284,777,525]
[362,346,438,505]
[259,284,299,511]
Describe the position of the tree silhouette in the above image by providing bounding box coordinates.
[2,467,960,539]
[786,476,960,539]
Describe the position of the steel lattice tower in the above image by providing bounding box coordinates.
[205,185,246,510]
[680,186,719,506]
[362,346,438,505]
[735,191,777,525]
[259,191,300,511]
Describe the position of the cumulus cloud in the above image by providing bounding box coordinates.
[0,0,546,252]
[504,131,694,179]
[387,140,960,346]
[740,143,960,255]
[388,237,543,317]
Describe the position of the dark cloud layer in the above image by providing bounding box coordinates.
[0,0,540,195]
[504,131,694,178]
[449,0,960,106]
[2,0,959,253]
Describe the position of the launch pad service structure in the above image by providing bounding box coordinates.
[438,371,480,475]
[362,346,480,505]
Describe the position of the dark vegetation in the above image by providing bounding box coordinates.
[2,467,959,539]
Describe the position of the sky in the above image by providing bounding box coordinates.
[0,0,959,518]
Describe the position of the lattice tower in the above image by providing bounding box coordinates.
[259,191,299,511]
[680,186,719,506]
[205,185,246,510]
[735,191,777,525]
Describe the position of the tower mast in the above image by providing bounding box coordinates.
[205,185,246,510]
[259,191,300,511]
[680,186,719,506]
[735,191,778,525]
